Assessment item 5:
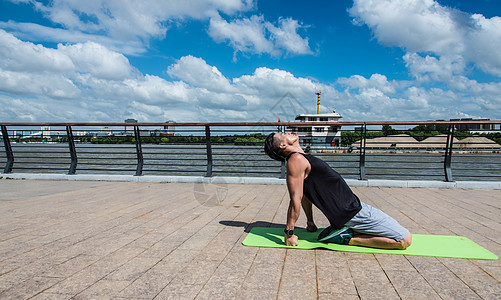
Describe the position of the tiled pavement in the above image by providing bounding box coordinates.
[0,179,500,299]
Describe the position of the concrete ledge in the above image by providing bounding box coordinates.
[1,173,500,189]
[0,173,287,186]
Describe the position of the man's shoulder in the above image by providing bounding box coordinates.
[287,153,310,169]
[287,152,306,161]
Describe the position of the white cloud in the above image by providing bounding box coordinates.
[0,69,80,99]
[466,14,501,76]
[349,0,501,78]
[0,29,74,73]
[208,15,276,58]
[123,75,193,104]
[1,0,256,55]
[208,14,312,59]
[34,0,255,40]
[2,0,312,60]
[58,42,133,80]
[403,53,465,82]
[266,17,312,55]
[337,74,395,94]
[335,72,501,121]
[0,29,136,97]
[167,55,234,93]
[0,20,147,55]
[1,26,500,124]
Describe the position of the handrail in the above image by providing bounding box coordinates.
[0,120,500,127]
[1,121,500,181]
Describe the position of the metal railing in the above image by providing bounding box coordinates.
[1,121,500,182]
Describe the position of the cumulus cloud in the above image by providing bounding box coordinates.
[34,0,255,40]
[0,29,73,73]
[334,72,501,121]
[167,55,234,93]
[349,0,501,78]
[58,42,133,80]
[208,14,312,59]
[0,31,323,122]
[1,0,256,55]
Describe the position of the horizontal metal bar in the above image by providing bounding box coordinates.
[367,173,443,177]
[12,146,68,149]
[12,167,70,171]
[2,120,500,127]
[452,168,501,171]
[78,162,137,166]
[366,161,442,164]
[367,167,443,170]
[75,168,135,172]
[143,163,207,167]
[14,162,69,165]
[212,165,279,169]
[213,170,280,174]
[141,169,205,173]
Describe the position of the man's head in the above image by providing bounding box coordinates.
[264,132,299,161]
[264,132,285,161]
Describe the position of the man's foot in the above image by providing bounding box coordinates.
[317,226,354,245]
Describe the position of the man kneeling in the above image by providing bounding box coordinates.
[264,132,411,250]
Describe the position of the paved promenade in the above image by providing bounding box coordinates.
[0,179,500,299]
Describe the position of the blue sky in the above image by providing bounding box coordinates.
[0,0,500,123]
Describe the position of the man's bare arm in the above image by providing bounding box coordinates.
[302,196,318,232]
[284,153,309,246]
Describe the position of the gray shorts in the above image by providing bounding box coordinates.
[344,202,409,241]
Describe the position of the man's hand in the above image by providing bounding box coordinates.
[285,234,299,246]
[306,221,318,232]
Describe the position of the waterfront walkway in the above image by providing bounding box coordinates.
[0,179,500,299]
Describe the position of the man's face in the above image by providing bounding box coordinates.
[274,132,298,149]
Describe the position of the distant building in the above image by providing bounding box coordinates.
[449,118,495,131]
[149,120,176,137]
[287,110,342,147]
[124,118,138,135]
[98,127,113,136]
[163,120,176,136]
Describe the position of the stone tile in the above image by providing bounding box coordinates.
[318,293,360,300]
[73,279,131,300]
[44,254,101,277]
[348,257,400,300]
[1,181,500,300]
[105,255,161,281]
[277,249,317,299]
[238,288,278,300]
[31,292,73,300]
[116,250,199,299]
[406,256,482,299]
[0,276,61,299]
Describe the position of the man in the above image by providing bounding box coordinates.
[264,132,412,249]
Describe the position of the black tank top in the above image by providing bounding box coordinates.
[289,152,362,229]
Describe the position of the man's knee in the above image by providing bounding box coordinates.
[397,233,412,249]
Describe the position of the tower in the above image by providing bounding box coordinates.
[315,91,322,114]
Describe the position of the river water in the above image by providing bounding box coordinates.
[2,143,500,181]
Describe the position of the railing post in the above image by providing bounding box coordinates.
[359,124,367,180]
[205,125,213,177]
[444,124,454,182]
[280,161,286,179]
[1,125,14,173]
[134,126,143,176]
[66,126,78,175]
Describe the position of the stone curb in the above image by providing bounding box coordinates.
[1,173,500,190]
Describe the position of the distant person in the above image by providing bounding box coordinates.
[264,132,412,249]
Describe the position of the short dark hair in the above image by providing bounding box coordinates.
[264,132,285,162]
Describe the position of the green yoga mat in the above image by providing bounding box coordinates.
[242,227,498,260]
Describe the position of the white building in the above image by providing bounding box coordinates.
[288,110,342,147]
